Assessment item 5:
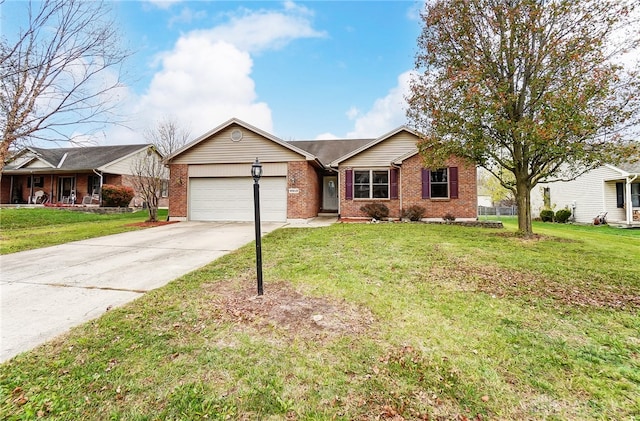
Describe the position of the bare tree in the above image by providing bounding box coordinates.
[143,116,191,156]
[407,0,640,235]
[131,117,190,222]
[130,146,167,223]
[0,0,131,171]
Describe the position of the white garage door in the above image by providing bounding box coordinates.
[189,177,287,222]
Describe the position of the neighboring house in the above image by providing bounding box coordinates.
[1,144,168,207]
[531,161,640,226]
[165,118,477,222]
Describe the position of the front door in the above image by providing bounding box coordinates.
[322,176,338,211]
[58,177,75,202]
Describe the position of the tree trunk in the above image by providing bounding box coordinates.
[515,179,533,235]
[147,207,158,223]
[147,195,159,222]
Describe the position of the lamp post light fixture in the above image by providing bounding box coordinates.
[251,158,264,296]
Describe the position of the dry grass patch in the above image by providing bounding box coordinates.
[209,280,376,342]
[451,264,640,311]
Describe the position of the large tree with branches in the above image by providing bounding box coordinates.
[407,0,640,235]
[0,0,130,172]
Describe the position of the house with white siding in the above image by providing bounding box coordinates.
[531,161,640,226]
[165,118,478,222]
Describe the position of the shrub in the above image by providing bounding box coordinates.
[555,208,572,223]
[401,205,426,221]
[442,213,456,222]
[540,209,554,222]
[360,203,389,220]
[102,184,134,207]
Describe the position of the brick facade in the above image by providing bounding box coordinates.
[168,164,188,219]
[0,172,169,208]
[339,154,477,220]
[287,161,320,219]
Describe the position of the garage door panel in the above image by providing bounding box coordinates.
[189,177,286,222]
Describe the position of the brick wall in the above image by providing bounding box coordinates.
[338,168,400,218]
[402,154,477,219]
[287,161,320,219]
[168,164,188,218]
[339,154,477,220]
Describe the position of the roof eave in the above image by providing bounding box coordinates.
[330,126,419,167]
[165,118,316,163]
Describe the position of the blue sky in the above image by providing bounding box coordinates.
[3,1,425,145]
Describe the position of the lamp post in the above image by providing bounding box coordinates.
[251,158,264,296]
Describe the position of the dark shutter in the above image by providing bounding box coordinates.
[345,169,353,200]
[421,168,430,199]
[390,168,399,199]
[449,167,459,199]
[616,182,624,208]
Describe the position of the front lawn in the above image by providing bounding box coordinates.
[0,221,638,419]
[0,208,168,254]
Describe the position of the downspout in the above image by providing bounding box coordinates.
[627,174,638,224]
[391,163,402,218]
[93,169,103,206]
[332,165,341,218]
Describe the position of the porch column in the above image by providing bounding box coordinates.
[29,174,34,204]
[627,176,637,224]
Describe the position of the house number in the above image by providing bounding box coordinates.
[288,188,300,194]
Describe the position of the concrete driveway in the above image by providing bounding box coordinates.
[0,221,285,363]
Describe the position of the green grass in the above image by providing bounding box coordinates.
[1,220,639,419]
[0,208,168,254]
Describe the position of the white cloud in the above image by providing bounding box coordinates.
[315,132,340,140]
[145,0,182,11]
[168,7,207,28]
[346,106,360,120]
[105,2,324,143]
[202,6,326,53]
[136,39,272,137]
[346,70,416,138]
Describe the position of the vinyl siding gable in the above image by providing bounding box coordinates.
[172,124,304,165]
[341,131,418,167]
[102,149,166,177]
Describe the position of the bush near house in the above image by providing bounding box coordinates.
[555,208,572,223]
[401,205,426,221]
[540,209,554,222]
[360,203,390,220]
[101,184,134,207]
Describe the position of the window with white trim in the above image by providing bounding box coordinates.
[430,168,449,198]
[354,170,389,199]
[632,183,640,207]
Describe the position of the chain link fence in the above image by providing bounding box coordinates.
[478,206,518,217]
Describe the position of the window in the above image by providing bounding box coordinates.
[422,167,458,199]
[430,168,449,198]
[632,183,640,207]
[27,176,44,188]
[354,170,389,199]
[88,175,101,195]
